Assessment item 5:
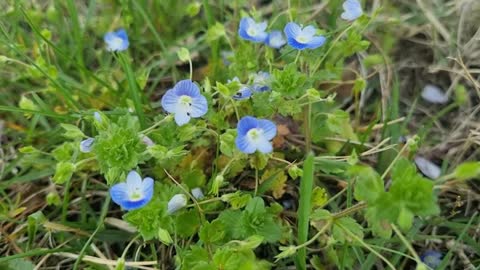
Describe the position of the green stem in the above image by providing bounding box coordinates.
[118,53,147,129]
[73,196,110,270]
[391,224,422,264]
[295,153,314,270]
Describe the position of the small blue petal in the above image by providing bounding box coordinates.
[341,0,363,21]
[190,95,208,117]
[252,71,271,92]
[257,119,277,140]
[161,89,179,113]
[284,22,301,40]
[235,135,257,154]
[233,87,253,100]
[167,194,187,214]
[266,31,286,49]
[256,137,273,153]
[287,37,310,50]
[80,138,94,153]
[306,36,327,49]
[420,250,442,269]
[238,17,268,43]
[104,28,129,52]
[174,80,201,97]
[110,183,129,207]
[174,112,191,126]
[237,116,259,136]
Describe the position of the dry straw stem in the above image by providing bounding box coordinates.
[56,252,157,270]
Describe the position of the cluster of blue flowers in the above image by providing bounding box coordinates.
[230,71,271,100]
[101,0,363,211]
[238,0,363,50]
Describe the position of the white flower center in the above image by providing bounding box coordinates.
[247,26,258,37]
[296,35,311,44]
[247,128,263,143]
[110,36,124,49]
[128,187,143,201]
[178,95,193,115]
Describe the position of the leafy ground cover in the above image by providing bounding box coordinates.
[1,0,480,269]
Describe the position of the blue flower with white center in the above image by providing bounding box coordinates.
[161,80,208,126]
[104,29,129,52]
[284,22,326,50]
[228,77,253,100]
[341,0,363,21]
[238,17,268,43]
[265,31,286,49]
[80,137,94,153]
[235,116,277,154]
[420,250,442,269]
[110,171,154,211]
[167,194,187,214]
[251,71,271,92]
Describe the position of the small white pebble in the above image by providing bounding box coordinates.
[421,84,448,104]
[167,194,187,214]
[191,187,204,200]
[414,156,441,179]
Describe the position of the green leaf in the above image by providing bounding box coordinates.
[199,219,225,244]
[272,63,308,98]
[157,227,173,245]
[53,162,75,184]
[206,22,225,42]
[453,161,480,181]
[348,165,384,203]
[175,210,201,238]
[397,207,414,231]
[311,187,328,209]
[332,217,364,243]
[60,124,85,139]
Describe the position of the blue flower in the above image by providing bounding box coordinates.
[110,171,154,211]
[341,0,363,21]
[284,22,326,50]
[251,71,271,92]
[420,250,442,269]
[79,138,94,153]
[235,116,277,154]
[167,194,187,214]
[265,31,286,48]
[238,17,268,43]
[233,86,253,100]
[161,80,208,126]
[104,29,129,52]
[228,77,253,100]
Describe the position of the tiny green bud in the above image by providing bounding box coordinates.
[177,47,191,62]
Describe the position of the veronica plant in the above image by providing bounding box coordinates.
[104,28,129,52]
[110,171,154,211]
[161,80,208,126]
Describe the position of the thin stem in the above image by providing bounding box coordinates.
[337,223,396,270]
[294,51,301,64]
[332,202,367,219]
[141,115,172,135]
[254,168,259,197]
[391,223,422,264]
[380,142,409,180]
[188,58,193,81]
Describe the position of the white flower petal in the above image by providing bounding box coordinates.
[80,138,94,153]
[167,194,187,214]
[414,156,441,179]
[191,187,204,200]
[421,84,448,104]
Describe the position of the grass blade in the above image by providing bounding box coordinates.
[295,153,314,270]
